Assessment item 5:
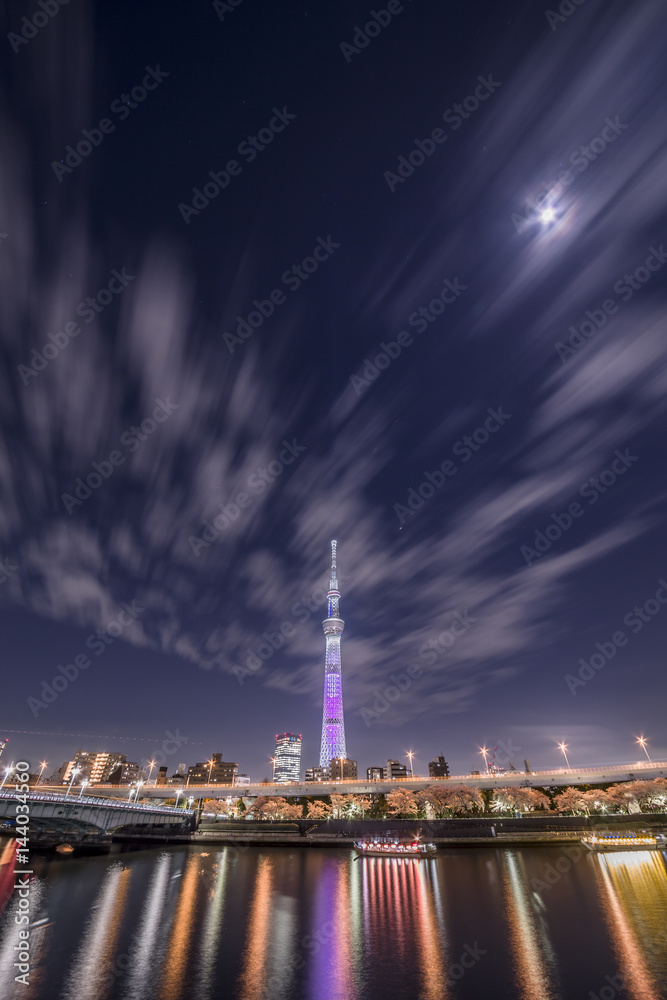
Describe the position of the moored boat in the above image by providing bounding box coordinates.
[354,836,437,858]
[581,832,659,852]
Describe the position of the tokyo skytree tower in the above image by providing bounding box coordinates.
[319,540,347,768]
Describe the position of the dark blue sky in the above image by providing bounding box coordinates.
[1,0,666,781]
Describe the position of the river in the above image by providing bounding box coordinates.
[1,841,666,999]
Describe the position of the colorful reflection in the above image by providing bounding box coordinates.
[308,857,357,1000]
[594,851,667,999]
[502,852,557,1000]
[62,862,131,1000]
[236,854,274,1000]
[158,852,202,1000]
[124,852,171,1000]
[361,856,448,999]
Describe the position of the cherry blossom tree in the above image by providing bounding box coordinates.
[387,788,419,818]
[330,793,354,819]
[306,799,332,820]
[491,787,549,814]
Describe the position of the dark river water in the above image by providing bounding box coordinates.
[1,841,667,1000]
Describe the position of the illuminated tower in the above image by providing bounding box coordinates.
[319,540,347,768]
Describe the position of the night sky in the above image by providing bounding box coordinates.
[1,0,666,782]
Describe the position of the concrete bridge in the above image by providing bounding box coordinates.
[0,789,195,835]
[55,759,667,803]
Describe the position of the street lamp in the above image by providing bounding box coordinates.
[636,736,652,763]
[134,780,145,802]
[479,747,489,772]
[66,767,81,796]
[39,761,48,784]
[270,757,276,782]
[78,779,89,799]
[147,760,157,785]
[0,764,15,791]
[406,751,415,778]
[558,743,571,769]
[207,758,215,784]
[175,788,183,807]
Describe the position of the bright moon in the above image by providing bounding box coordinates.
[540,208,555,222]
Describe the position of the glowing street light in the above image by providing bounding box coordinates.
[207,758,215,784]
[1,763,15,790]
[636,736,652,763]
[147,760,157,785]
[406,751,415,778]
[270,757,276,782]
[479,747,489,772]
[558,743,571,769]
[66,767,81,796]
[175,788,183,807]
[38,761,48,784]
[78,779,89,799]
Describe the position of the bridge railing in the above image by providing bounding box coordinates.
[0,789,193,815]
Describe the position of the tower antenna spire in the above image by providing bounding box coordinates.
[330,539,337,589]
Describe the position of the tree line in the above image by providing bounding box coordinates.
[204,777,667,820]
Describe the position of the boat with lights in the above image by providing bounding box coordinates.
[353,836,437,858]
[581,832,663,852]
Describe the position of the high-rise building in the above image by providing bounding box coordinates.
[384,759,408,780]
[428,755,450,778]
[187,753,238,785]
[319,540,347,768]
[63,751,127,785]
[367,766,384,781]
[329,757,357,780]
[107,760,139,785]
[274,733,302,783]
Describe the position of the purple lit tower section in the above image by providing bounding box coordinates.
[319,540,347,768]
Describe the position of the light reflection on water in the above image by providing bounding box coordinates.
[0,843,666,1000]
[594,851,667,1000]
